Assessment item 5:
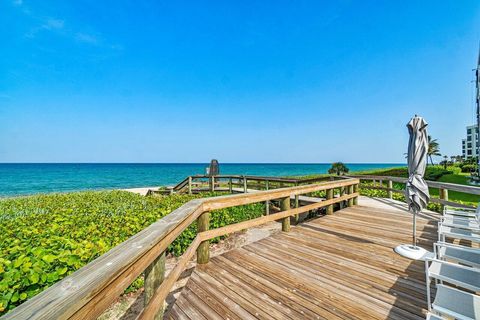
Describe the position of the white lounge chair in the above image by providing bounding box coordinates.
[425,312,445,320]
[438,224,480,244]
[430,284,480,320]
[426,259,480,292]
[434,242,480,268]
[443,205,479,219]
[440,215,479,230]
[441,205,480,231]
[425,258,480,319]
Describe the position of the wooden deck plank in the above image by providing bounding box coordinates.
[167,303,190,320]
[245,241,425,319]
[199,263,297,319]
[257,238,427,303]
[189,273,255,319]
[191,271,261,319]
[188,276,244,320]
[167,197,438,319]
[235,247,416,320]
[262,236,427,296]
[211,256,341,320]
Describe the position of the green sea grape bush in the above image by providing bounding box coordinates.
[0,191,264,314]
[460,164,477,173]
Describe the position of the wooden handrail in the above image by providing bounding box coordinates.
[349,174,480,195]
[349,175,480,209]
[2,178,359,320]
[160,174,347,195]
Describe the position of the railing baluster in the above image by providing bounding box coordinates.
[280,196,291,232]
[294,194,300,223]
[439,188,448,211]
[353,183,359,205]
[209,176,214,192]
[197,211,210,264]
[340,186,345,209]
[326,188,334,214]
[347,184,354,207]
[387,180,392,199]
[144,252,166,320]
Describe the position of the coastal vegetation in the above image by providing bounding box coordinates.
[327,162,349,175]
[0,191,264,314]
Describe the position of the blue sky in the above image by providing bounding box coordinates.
[0,1,479,163]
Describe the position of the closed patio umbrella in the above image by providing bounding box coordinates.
[395,115,431,260]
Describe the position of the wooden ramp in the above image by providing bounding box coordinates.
[166,197,438,320]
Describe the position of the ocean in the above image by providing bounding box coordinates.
[0,163,404,197]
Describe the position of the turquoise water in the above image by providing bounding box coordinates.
[0,163,404,197]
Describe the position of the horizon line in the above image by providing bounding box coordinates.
[0,162,407,165]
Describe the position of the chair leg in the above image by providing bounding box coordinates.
[424,260,432,311]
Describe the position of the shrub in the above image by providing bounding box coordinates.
[0,191,264,314]
[356,166,452,181]
[424,167,452,181]
[460,164,477,173]
[328,162,349,175]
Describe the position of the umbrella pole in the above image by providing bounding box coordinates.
[395,207,427,259]
[412,209,417,247]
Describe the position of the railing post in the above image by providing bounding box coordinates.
[243,176,247,193]
[197,211,210,264]
[353,183,359,205]
[339,186,345,209]
[439,188,448,211]
[294,194,300,223]
[280,196,290,232]
[326,188,334,214]
[347,184,354,207]
[264,180,270,215]
[209,176,215,192]
[188,176,192,195]
[387,180,392,199]
[144,252,166,320]
[229,177,233,193]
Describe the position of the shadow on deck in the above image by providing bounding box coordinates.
[166,197,438,320]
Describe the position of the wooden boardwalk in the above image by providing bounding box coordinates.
[166,197,438,320]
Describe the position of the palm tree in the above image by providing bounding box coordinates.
[442,155,448,169]
[427,135,441,165]
[328,162,349,175]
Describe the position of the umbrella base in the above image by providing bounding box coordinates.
[394,244,431,260]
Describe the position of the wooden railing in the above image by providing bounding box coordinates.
[153,174,347,195]
[2,178,360,320]
[349,175,480,209]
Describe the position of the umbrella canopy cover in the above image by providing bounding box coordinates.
[405,116,430,213]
